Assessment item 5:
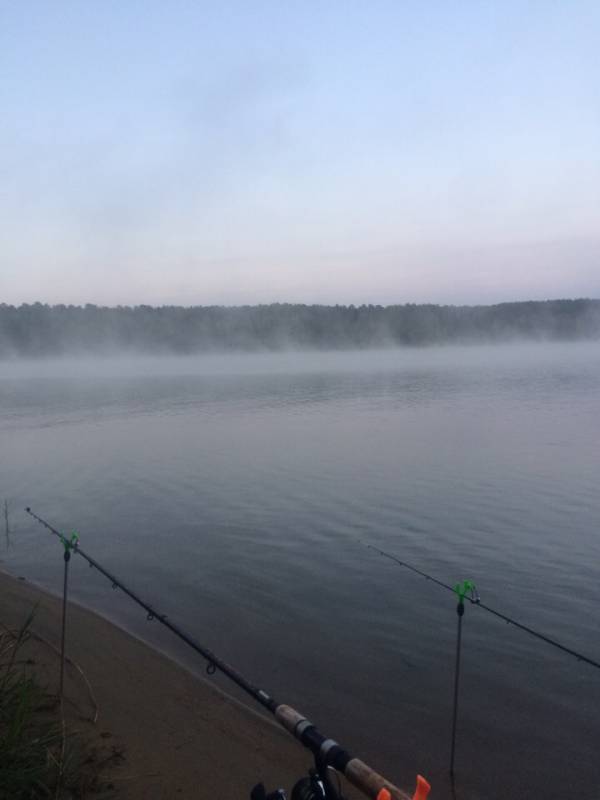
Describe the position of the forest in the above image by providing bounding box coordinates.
[0,299,599,357]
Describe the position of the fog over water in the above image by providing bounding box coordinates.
[2,342,600,799]
[1,338,599,378]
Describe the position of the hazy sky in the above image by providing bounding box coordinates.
[1,2,599,306]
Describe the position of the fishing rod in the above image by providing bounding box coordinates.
[365,543,600,671]
[25,508,429,800]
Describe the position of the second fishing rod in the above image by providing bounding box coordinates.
[25,507,430,800]
[365,542,600,671]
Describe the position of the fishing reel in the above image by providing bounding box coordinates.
[251,762,344,800]
[290,768,338,800]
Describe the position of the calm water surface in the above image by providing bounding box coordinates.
[1,344,599,799]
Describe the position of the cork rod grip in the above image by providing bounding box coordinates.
[345,757,412,800]
[275,704,306,734]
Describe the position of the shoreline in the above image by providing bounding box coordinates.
[0,568,310,799]
[2,564,279,728]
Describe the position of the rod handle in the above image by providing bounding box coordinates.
[274,705,414,800]
[345,758,412,800]
[275,704,306,734]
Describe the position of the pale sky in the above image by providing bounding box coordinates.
[1,1,599,306]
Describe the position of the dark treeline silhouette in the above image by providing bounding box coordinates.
[1,299,599,357]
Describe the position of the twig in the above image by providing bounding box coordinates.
[29,631,99,724]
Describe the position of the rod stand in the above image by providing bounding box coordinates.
[59,548,71,704]
[58,531,78,705]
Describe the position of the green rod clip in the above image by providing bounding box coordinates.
[454,579,479,605]
[60,532,79,553]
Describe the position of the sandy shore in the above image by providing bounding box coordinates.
[1,570,311,799]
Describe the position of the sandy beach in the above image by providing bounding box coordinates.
[0,570,312,799]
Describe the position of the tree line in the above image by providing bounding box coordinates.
[0,299,599,357]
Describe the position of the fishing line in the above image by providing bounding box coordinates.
[365,542,600,671]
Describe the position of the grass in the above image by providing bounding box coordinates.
[0,611,115,799]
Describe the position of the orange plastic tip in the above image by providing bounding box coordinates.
[412,775,431,800]
[376,790,391,800]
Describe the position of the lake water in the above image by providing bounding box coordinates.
[1,343,600,799]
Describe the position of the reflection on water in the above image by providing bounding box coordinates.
[1,343,600,799]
